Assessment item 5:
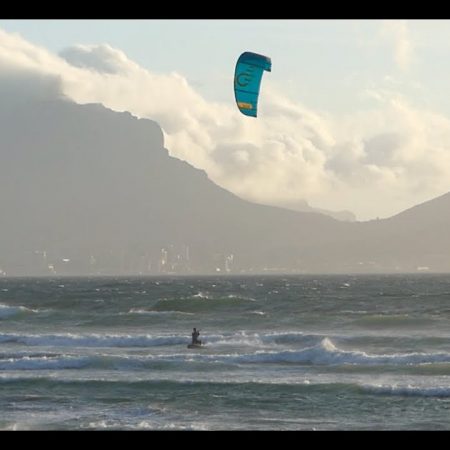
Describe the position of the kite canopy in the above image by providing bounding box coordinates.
[234,51,271,117]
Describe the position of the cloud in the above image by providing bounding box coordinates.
[1,28,450,221]
[380,20,413,70]
[0,29,64,100]
[60,44,140,74]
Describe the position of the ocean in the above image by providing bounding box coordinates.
[0,274,449,430]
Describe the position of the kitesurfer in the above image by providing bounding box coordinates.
[192,327,201,345]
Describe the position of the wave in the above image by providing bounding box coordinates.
[152,294,257,312]
[249,311,266,316]
[207,331,325,348]
[206,330,432,349]
[83,420,208,430]
[361,383,450,398]
[0,330,406,352]
[0,304,39,319]
[125,309,193,316]
[350,314,434,328]
[0,352,226,372]
[192,292,209,299]
[2,331,450,370]
[0,352,169,371]
[0,332,187,347]
[1,372,449,401]
[228,338,450,366]
[0,354,89,370]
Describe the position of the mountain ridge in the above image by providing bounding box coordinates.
[1,97,449,275]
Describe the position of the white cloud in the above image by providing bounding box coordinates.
[0,29,64,100]
[1,28,450,221]
[380,20,413,70]
[60,44,140,74]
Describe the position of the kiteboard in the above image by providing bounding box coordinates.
[187,343,204,349]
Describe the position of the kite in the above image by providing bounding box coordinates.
[234,51,271,117]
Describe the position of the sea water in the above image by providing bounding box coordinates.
[0,274,449,430]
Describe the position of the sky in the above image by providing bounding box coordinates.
[2,19,450,220]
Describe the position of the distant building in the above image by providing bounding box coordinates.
[159,248,169,273]
[225,254,234,273]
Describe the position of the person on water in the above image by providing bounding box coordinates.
[192,327,201,345]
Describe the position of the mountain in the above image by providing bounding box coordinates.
[269,199,356,222]
[1,97,449,275]
[353,192,450,272]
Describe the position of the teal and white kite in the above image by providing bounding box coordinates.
[234,51,271,117]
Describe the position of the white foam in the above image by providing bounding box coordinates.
[179,330,318,348]
[0,303,38,318]
[125,309,193,316]
[0,354,89,370]
[85,420,208,430]
[227,338,450,366]
[87,420,109,429]
[192,291,209,299]
[0,332,188,347]
[363,383,450,397]
[159,422,208,430]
